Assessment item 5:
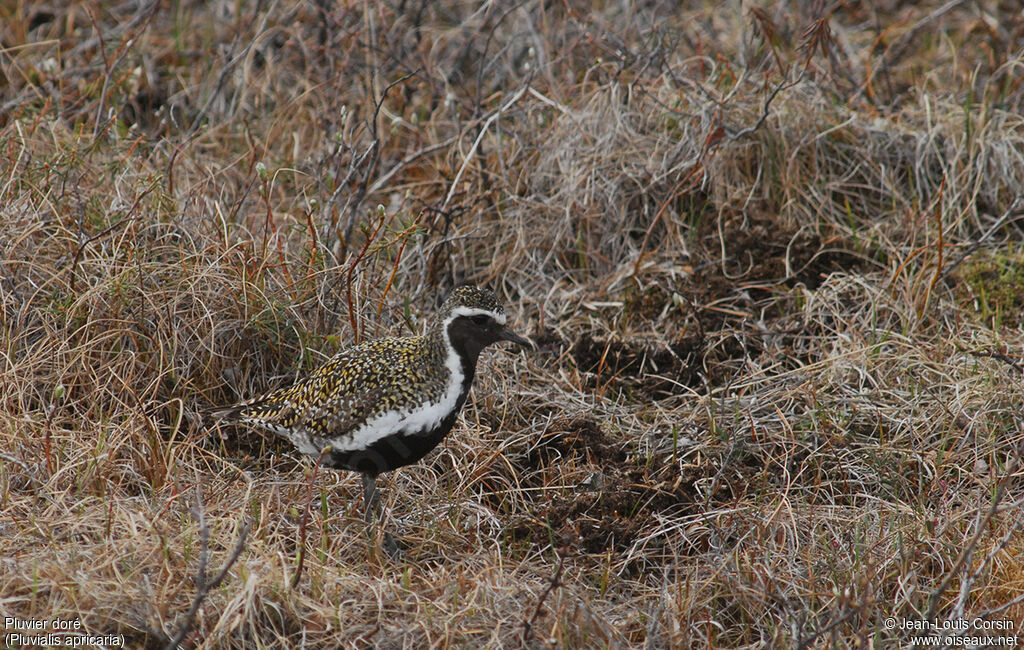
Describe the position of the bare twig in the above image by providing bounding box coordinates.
[442,81,530,211]
[939,199,1024,280]
[88,0,161,139]
[925,480,1008,621]
[725,70,804,141]
[522,547,567,646]
[365,137,458,196]
[328,70,420,253]
[344,206,389,344]
[920,176,946,318]
[950,493,1024,620]
[796,605,861,650]
[68,178,160,292]
[861,0,969,105]
[958,346,1024,375]
[291,445,334,589]
[165,487,249,650]
[186,0,276,134]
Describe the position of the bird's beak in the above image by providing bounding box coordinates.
[498,326,533,348]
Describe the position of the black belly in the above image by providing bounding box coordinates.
[322,401,464,476]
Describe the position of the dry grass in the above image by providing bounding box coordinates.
[3,1,1024,648]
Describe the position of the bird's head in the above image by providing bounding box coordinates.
[436,286,531,361]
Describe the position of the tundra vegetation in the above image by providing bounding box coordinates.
[2,1,1023,647]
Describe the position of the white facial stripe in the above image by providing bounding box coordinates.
[446,306,506,326]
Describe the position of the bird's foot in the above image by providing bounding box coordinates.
[381,531,403,560]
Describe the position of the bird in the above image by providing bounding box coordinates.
[210,285,531,556]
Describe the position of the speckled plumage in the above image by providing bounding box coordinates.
[236,336,449,449]
[213,286,526,477]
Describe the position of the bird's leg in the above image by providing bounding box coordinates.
[361,472,380,524]
[361,472,400,559]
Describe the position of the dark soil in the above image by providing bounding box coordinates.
[570,333,705,399]
[563,212,867,400]
[702,212,867,291]
[501,417,738,558]
[510,460,704,556]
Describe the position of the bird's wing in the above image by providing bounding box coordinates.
[214,337,435,448]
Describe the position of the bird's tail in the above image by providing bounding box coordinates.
[205,403,250,422]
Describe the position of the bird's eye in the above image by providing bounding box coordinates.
[471,314,490,326]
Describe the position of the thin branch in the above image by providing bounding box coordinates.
[939,199,1024,280]
[522,547,567,646]
[165,487,249,650]
[796,605,861,650]
[339,70,420,242]
[925,480,1008,621]
[725,70,804,141]
[89,0,160,139]
[950,494,1024,620]
[959,346,1024,375]
[68,178,160,292]
[366,136,458,196]
[860,0,969,106]
[442,81,531,211]
[291,444,334,589]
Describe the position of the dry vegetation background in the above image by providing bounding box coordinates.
[2,0,1024,647]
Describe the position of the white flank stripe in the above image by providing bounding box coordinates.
[319,304,503,453]
[327,316,468,452]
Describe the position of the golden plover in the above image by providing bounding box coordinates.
[212,285,530,554]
